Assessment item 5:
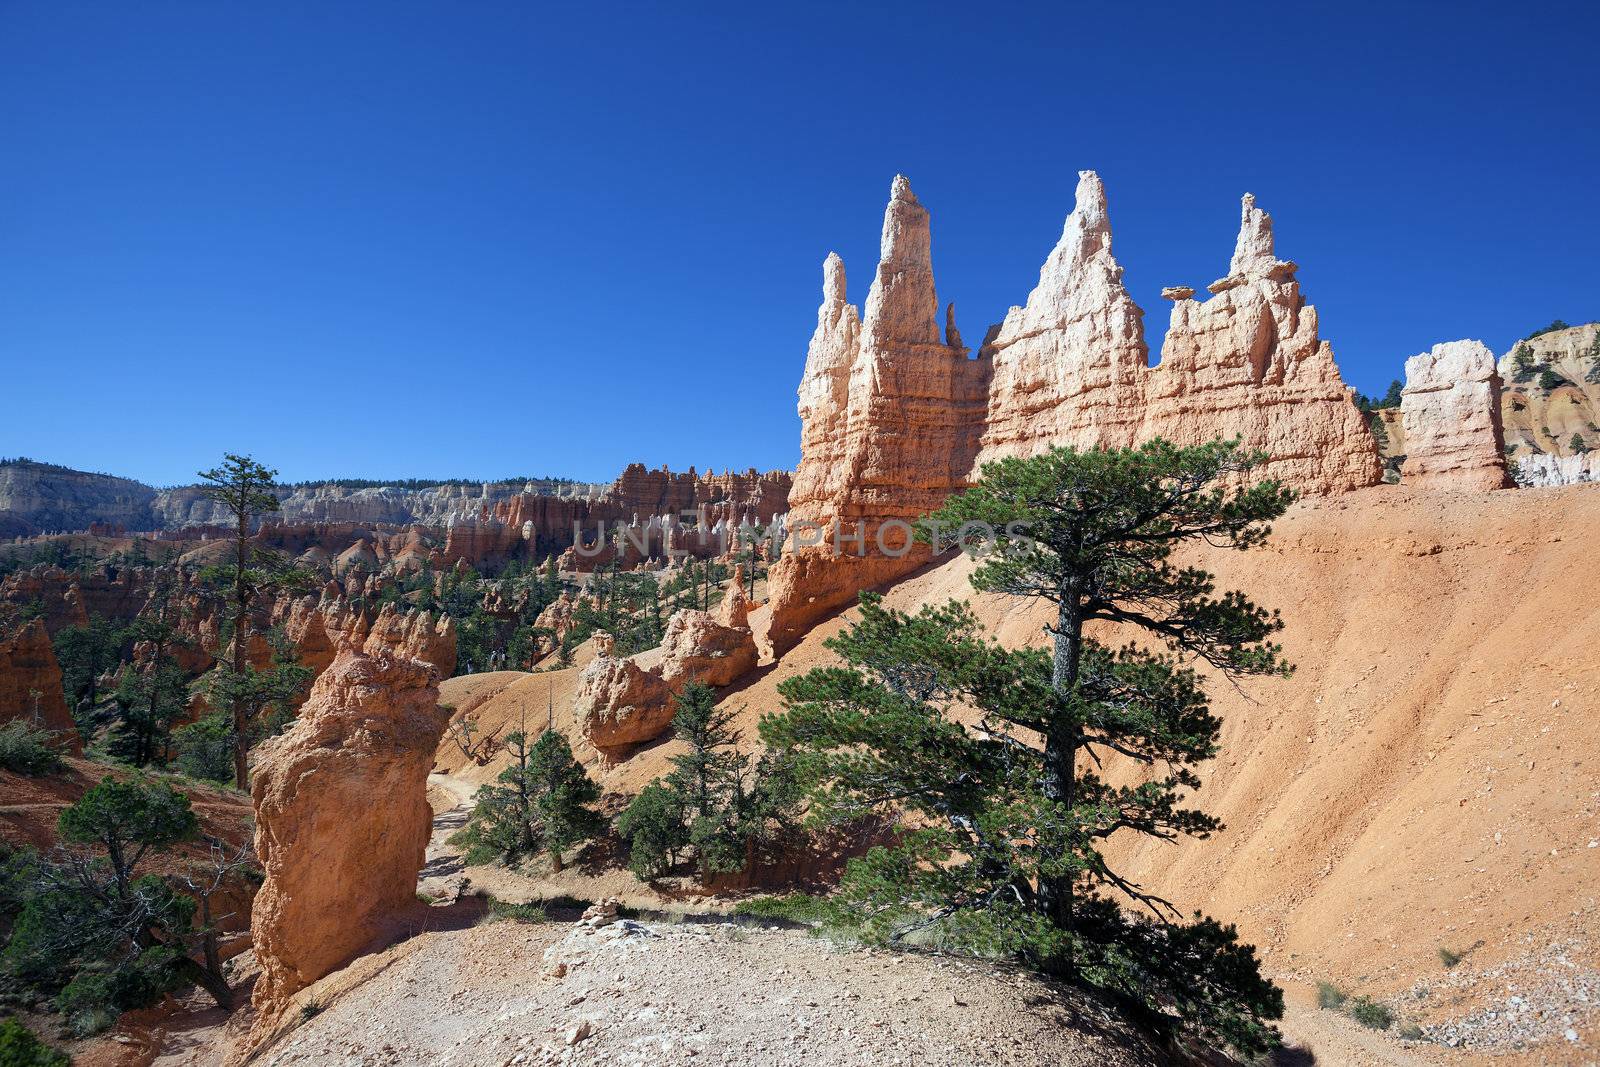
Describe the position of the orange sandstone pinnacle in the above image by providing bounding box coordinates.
[767,172,1392,654]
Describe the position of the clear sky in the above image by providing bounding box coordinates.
[2,2,1596,487]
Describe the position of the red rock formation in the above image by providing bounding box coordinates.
[656,609,758,689]
[768,176,987,653]
[0,619,81,752]
[247,647,448,1035]
[575,601,758,761]
[766,173,1383,653]
[574,633,675,760]
[1400,340,1513,491]
[1140,193,1383,492]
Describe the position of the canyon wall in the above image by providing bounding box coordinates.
[767,172,1384,652]
[0,459,158,537]
[1496,321,1600,485]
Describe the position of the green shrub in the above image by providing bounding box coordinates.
[0,721,65,776]
[55,947,184,1036]
[733,893,838,926]
[484,899,547,923]
[171,713,236,783]
[1398,1023,1425,1041]
[1316,981,1348,1009]
[300,998,322,1020]
[1438,946,1461,968]
[1346,996,1393,1030]
[0,1019,68,1066]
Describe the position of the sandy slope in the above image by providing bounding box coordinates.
[436,483,1600,1062]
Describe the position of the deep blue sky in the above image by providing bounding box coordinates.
[2,2,1596,486]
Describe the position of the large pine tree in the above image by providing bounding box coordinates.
[760,438,1292,1056]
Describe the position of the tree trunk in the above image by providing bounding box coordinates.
[174,954,233,1010]
[232,510,249,791]
[1037,586,1083,955]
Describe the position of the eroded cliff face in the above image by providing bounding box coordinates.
[766,172,1383,652]
[0,459,158,536]
[1496,322,1600,484]
[1400,340,1513,491]
[247,647,448,1036]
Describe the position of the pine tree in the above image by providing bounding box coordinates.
[195,454,281,789]
[451,728,603,871]
[52,617,125,723]
[761,438,1291,1057]
[110,658,187,767]
[1368,411,1389,451]
[664,684,750,876]
[617,782,687,879]
[2,777,239,1024]
[620,684,800,881]
[1570,432,1590,455]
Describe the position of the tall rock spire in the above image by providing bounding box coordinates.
[766,175,984,656]
[1229,192,1278,277]
[976,169,1147,465]
[790,252,861,509]
[862,175,941,352]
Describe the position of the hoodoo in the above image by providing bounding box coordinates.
[1400,340,1514,490]
[766,172,1384,653]
[246,647,449,1037]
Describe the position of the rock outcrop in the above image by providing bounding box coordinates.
[656,609,758,689]
[247,647,448,1034]
[575,599,759,761]
[1496,322,1600,484]
[359,603,457,677]
[1400,340,1513,491]
[766,172,1382,653]
[574,633,676,759]
[1513,450,1600,485]
[0,619,81,751]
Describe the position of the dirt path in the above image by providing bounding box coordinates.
[1277,999,1444,1067]
[256,914,1167,1067]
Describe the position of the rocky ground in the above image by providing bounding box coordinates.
[250,912,1167,1067]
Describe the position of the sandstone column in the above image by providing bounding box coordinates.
[246,646,449,1037]
[1400,340,1513,490]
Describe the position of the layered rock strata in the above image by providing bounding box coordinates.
[766,172,1383,652]
[1400,341,1513,491]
